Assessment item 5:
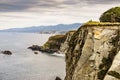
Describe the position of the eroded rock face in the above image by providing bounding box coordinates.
[60,30,76,53]
[104,51,120,80]
[65,24,120,80]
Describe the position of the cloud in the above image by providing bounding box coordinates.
[0,0,38,12]
[0,14,34,19]
[0,0,119,12]
[0,0,120,30]
[85,0,119,4]
[0,0,62,12]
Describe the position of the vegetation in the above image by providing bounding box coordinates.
[49,35,66,42]
[43,35,66,49]
[83,21,120,26]
[100,7,120,22]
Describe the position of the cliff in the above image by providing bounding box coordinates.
[31,30,76,53]
[28,31,77,53]
[64,22,120,80]
[60,30,76,53]
[28,34,66,53]
[42,34,66,50]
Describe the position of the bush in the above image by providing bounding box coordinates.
[100,7,120,22]
[43,34,66,49]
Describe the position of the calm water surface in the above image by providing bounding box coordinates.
[0,33,65,80]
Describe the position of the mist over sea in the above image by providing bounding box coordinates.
[0,32,65,80]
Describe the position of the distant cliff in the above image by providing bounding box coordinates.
[64,21,120,80]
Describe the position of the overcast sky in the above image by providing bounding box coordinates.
[0,0,120,30]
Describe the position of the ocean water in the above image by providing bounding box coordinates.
[0,33,65,80]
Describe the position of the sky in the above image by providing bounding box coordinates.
[0,0,120,30]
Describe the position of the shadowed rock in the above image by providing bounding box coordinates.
[34,51,38,54]
[28,45,58,53]
[1,50,12,55]
[55,76,61,80]
[28,45,41,51]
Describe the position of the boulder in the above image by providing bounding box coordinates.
[28,45,41,51]
[28,45,58,53]
[2,50,12,55]
[55,76,61,80]
[34,51,38,54]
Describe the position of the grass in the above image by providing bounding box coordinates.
[83,21,120,26]
[49,35,66,41]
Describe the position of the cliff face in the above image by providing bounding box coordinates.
[60,30,76,53]
[65,22,120,80]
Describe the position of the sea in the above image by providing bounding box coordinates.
[0,32,65,80]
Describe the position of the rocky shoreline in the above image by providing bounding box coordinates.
[28,45,58,53]
[28,31,76,54]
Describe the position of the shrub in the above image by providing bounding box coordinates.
[100,7,120,22]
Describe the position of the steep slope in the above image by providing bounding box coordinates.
[65,22,120,80]
[60,30,76,53]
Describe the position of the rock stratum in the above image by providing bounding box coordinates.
[64,22,120,80]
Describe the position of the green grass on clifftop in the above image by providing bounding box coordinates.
[49,35,66,42]
[83,21,120,26]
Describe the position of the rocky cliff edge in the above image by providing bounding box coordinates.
[65,21,120,80]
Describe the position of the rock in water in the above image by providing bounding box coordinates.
[55,76,61,80]
[2,50,12,55]
[28,45,58,53]
[28,45,41,51]
[34,51,38,54]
